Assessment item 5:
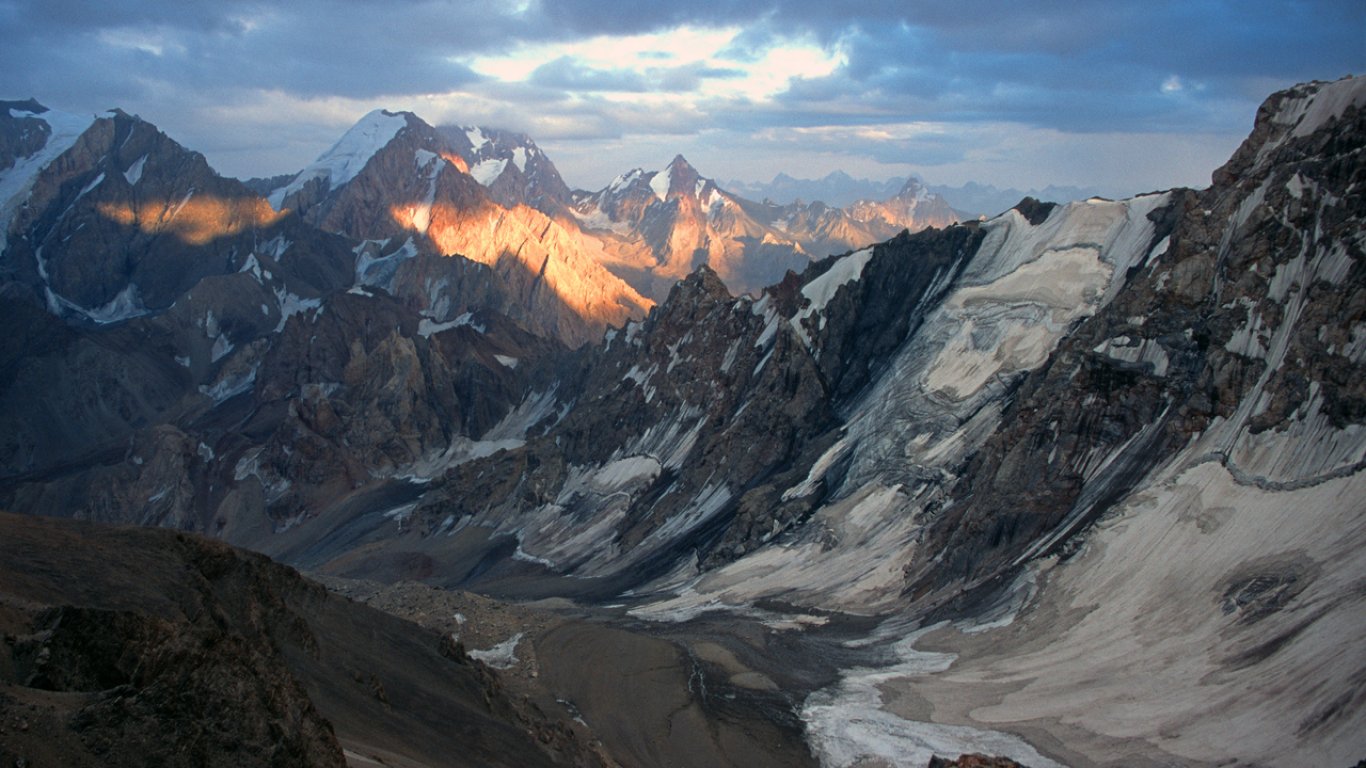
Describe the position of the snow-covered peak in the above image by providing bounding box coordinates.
[269,109,409,209]
[648,155,706,202]
[453,126,547,187]
[895,177,931,203]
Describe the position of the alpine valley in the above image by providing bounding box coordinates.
[0,76,1362,768]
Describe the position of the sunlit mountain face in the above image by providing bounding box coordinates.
[96,197,285,245]
[0,76,1363,768]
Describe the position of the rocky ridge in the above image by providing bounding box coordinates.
[0,512,601,768]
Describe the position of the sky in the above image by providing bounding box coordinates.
[3,1,1362,197]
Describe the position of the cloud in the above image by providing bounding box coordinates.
[3,0,1361,193]
[529,57,651,92]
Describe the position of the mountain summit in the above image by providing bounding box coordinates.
[571,155,811,298]
[268,109,651,347]
[438,125,577,221]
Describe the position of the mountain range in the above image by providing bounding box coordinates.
[725,171,1104,218]
[0,76,1363,767]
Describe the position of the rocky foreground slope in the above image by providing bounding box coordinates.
[0,512,605,768]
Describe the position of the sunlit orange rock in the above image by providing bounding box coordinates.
[97,196,285,245]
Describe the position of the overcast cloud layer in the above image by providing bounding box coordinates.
[4,0,1362,196]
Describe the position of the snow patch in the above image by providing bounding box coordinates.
[464,126,489,150]
[649,165,671,201]
[592,455,663,491]
[397,389,563,483]
[570,203,633,235]
[210,331,233,363]
[355,237,418,289]
[404,154,444,234]
[633,483,922,621]
[417,311,481,337]
[1280,76,1366,139]
[792,247,874,348]
[75,172,105,200]
[382,502,418,528]
[608,169,642,194]
[199,363,258,403]
[273,287,323,331]
[922,243,1123,402]
[78,282,149,324]
[804,248,874,314]
[123,154,147,186]
[719,338,742,374]
[751,293,782,350]
[1092,335,1171,376]
[802,622,1065,768]
[239,252,264,281]
[783,437,852,501]
[470,157,507,186]
[470,633,523,669]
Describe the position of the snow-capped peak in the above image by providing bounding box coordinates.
[269,109,409,209]
[649,155,702,202]
[896,176,931,202]
[453,126,547,187]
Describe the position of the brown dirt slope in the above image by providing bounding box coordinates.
[0,512,602,768]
